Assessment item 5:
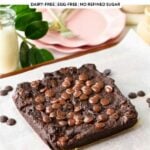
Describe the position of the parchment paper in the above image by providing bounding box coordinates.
[0,30,150,150]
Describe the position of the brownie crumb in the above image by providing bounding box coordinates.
[137,91,145,97]
[7,118,16,126]
[103,69,111,76]
[128,92,137,99]
[0,115,8,123]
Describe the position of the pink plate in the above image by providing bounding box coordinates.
[37,8,126,48]
[32,40,93,54]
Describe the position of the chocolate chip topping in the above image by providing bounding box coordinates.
[100,98,110,106]
[4,86,13,92]
[103,69,111,76]
[105,85,113,93]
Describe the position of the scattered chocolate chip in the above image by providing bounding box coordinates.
[105,85,113,93]
[62,80,71,88]
[49,112,56,118]
[56,110,66,120]
[103,69,111,76]
[95,122,105,129]
[100,98,110,106]
[4,86,13,92]
[57,136,68,146]
[31,81,40,88]
[61,92,70,100]
[35,95,45,103]
[7,118,16,126]
[128,92,137,99]
[79,94,88,101]
[35,104,45,111]
[106,108,115,115]
[93,104,101,112]
[68,119,75,126]
[74,105,82,112]
[137,91,145,97]
[45,89,55,98]
[58,120,67,126]
[66,88,74,95]
[0,115,8,123]
[52,103,61,109]
[86,80,94,87]
[146,98,150,103]
[73,90,82,98]
[0,90,8,96]
[81,86,92,96]
[89,94,100,104]
[79,73,88,81]
[45,106,52,114]
[74,114,83,125]
[67,112,74,119]
[84,115,94,123]
[91,81,104,93]
[97,114,108,122]
[42,114,51,123]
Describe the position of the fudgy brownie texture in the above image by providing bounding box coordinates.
[13,64,138,150]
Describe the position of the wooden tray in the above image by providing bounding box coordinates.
[0,30,127,79]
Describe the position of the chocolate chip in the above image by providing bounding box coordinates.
[49,112,56,118]
[79,73,88,81]
[86,80,94,87]
[42,114,51,123]
[110,112,119,120]
[57,136,68,146]
[59,98,66,105]
[0,90,8,96]
[35,104,45,111]
[97,114,108,122]
[75,80,84,85]
[62,80,71,88]
[67,112,74,119]
[146,98,150,103]
[89,94,100,104]
[73,84,83,90]
[0,115,8,123]
[74,105,82,112]
[52,103,61,109]
[35,95,45,103]
[65,77,73,82]
[103,69,111,76]
[100,98,110,106]
[45,106,52,114]
[91,81,104,93]
[31,80,40,88]
[81,86,92,96]
[95,122,105,129]
[79,94,88,101]
[106,108,115,115]
[45,89,55,98]
[68,119,75,126]
[61,92,70,100]
[73,90,82,98]
[121,116,128,124]
[105,85,113,93]
[84,115,94,123]
[4,86,13,92]
[137,91,145,97]
[66,88,74,95]
[7,118,16,126]
[58,120,67,126]
[74,114,83,125]
[56,110,66,120]
[93,104,101,112]
[128,92,137,99]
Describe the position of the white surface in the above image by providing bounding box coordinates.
[0,30,150,150]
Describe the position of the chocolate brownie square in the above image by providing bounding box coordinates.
[13,64,138,150]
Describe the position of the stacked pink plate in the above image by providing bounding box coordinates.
[33,9,126,53]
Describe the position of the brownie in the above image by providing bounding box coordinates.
[13,64,138,150]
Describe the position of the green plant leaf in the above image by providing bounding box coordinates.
[25,21,48,39]
[15,12,42,31]
[28,48,37,65]
[36,49,54,63]
[11,5,36,15]
[20,41,30,67]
